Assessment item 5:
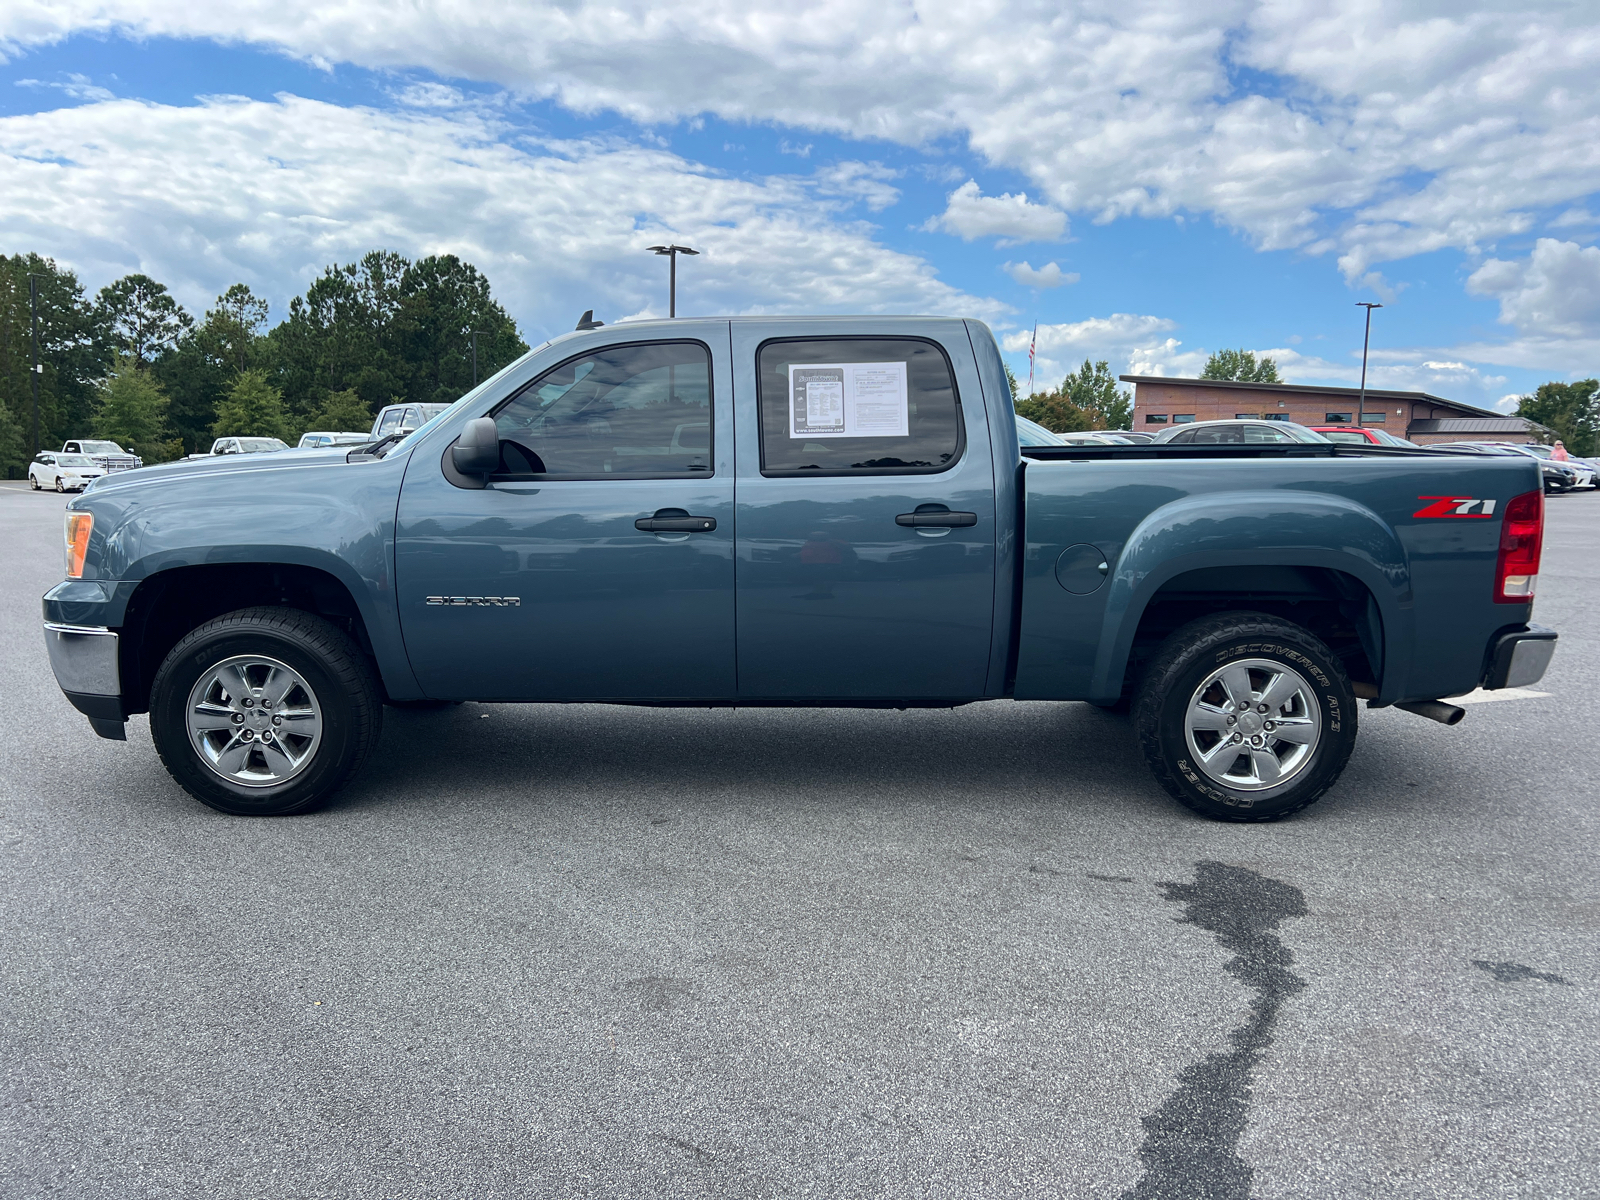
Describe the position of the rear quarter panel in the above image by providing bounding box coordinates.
[1015,453,1540,704]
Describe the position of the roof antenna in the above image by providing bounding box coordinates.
[575,310,604,331]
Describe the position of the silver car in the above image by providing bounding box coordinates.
[1151,419,1333,445]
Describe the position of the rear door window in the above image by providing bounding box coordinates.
[1241,425,1295,444]
[491,340,712,478]
[756,337,962,475]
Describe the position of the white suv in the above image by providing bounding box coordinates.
[30,452,108,492]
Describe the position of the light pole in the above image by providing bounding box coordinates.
[1356,302,1383,413]
[29,272,42,456]
[647,244,698,318]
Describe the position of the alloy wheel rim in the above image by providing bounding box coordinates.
[185,655,323,788]
[1183,657,1321,791]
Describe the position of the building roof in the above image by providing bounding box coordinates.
[1119,374,1507,419]
[1407,417,1543,434]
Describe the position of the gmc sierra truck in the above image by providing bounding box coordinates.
[42,316,1557,822]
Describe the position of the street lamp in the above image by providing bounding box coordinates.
[647,244,698,318]
[1356,302,1383,413]
[27,272,44,457]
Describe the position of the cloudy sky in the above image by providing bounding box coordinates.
[4,1,1599,410]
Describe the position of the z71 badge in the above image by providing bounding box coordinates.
[425,595,521,606]
[1412,496,1496,518]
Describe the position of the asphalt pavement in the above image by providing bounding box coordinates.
[1,480,1596,1199]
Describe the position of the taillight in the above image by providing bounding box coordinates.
[1494,489,1542,603]
[65,511,93,579]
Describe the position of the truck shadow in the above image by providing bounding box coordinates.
[337,700,1166,818]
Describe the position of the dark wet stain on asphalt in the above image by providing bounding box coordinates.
[1472,960,1571,985]
[1121,862,1308,1200]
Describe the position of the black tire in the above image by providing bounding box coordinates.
[29,474,40,490]
[149,607,382,815]
[1133,612,1358,823]
[54,476,64,492]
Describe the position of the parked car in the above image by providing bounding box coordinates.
[1151,419,1332,445]
[1309,426,1421,448]
[30,452,107,492]
[60,439,141,472]
[370,402,452,441]
[1497,442,1597,489]
[297,431,372,449]
[188,437,291,459]
[1428,442,1579,493]
[1014,415,1065,446]
[1056,431,1125,446]
[44,315,1556,825]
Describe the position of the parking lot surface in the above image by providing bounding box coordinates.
[2,480,1596,1199]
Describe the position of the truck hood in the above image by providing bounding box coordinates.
[81,447,372,495]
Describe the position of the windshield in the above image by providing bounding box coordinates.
[1517,444,1552,458]
[1014,415,1064,446]
[1319,430,1371,444]
[75,441,123,454]
[57,455,93,466]
[240,438,288,452]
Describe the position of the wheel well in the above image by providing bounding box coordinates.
[1121,565,1382,700]
[117,564,378,714]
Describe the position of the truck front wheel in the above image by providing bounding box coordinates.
[1133,612,1357,822]
[149,608,382,815]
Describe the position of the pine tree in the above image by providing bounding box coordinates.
[95,354,175,460]
[304,388,374,437]
[213,369,290,441]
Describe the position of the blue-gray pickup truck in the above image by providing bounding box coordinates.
[43,316,1557,821]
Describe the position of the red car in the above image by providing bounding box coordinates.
[1310,426,1419,447]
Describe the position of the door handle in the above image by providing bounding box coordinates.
[636,515,717,533]
[895,511,977,528]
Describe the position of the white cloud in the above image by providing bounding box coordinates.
[0,95,1005,339]
[15,73,114,102]
[6,1,1600,339]
[924,181,1067,244]
[1466,238,1600,338]
[812,160,899,211]
[1002,261,1076,289]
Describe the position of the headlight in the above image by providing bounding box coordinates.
[65,511,93,579]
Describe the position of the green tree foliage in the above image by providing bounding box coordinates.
[0,393,25,479]
[0,254,112,468]
[1515,379,1599,457]
[1004,362,1019,403]
[154,283,274,453]
[268,251,526,420]
[1201,348,1281,383]
[1014,359,1132,432]
[95,354,176,461]
[304,388,373,437]
[213,369,290,441]
[96,274,193,367]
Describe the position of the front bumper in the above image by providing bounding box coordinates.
[1483,624,1558,691]
[43,622,126,740]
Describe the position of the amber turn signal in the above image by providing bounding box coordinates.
[65,511,93,579]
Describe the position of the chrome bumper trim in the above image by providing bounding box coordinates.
[44,622,121,697]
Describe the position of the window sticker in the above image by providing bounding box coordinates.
[787,361,909,438]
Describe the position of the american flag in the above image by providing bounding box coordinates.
[1027,323,1037,397]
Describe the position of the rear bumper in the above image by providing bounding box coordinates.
[1483,624,1557,690]
[44,622,126,740]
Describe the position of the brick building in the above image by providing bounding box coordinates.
[1121,376,1548,445]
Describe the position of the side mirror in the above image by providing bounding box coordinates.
[451,417,500,478]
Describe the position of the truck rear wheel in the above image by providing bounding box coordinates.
[1133,612,1357,822]
[149,607,382,816]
